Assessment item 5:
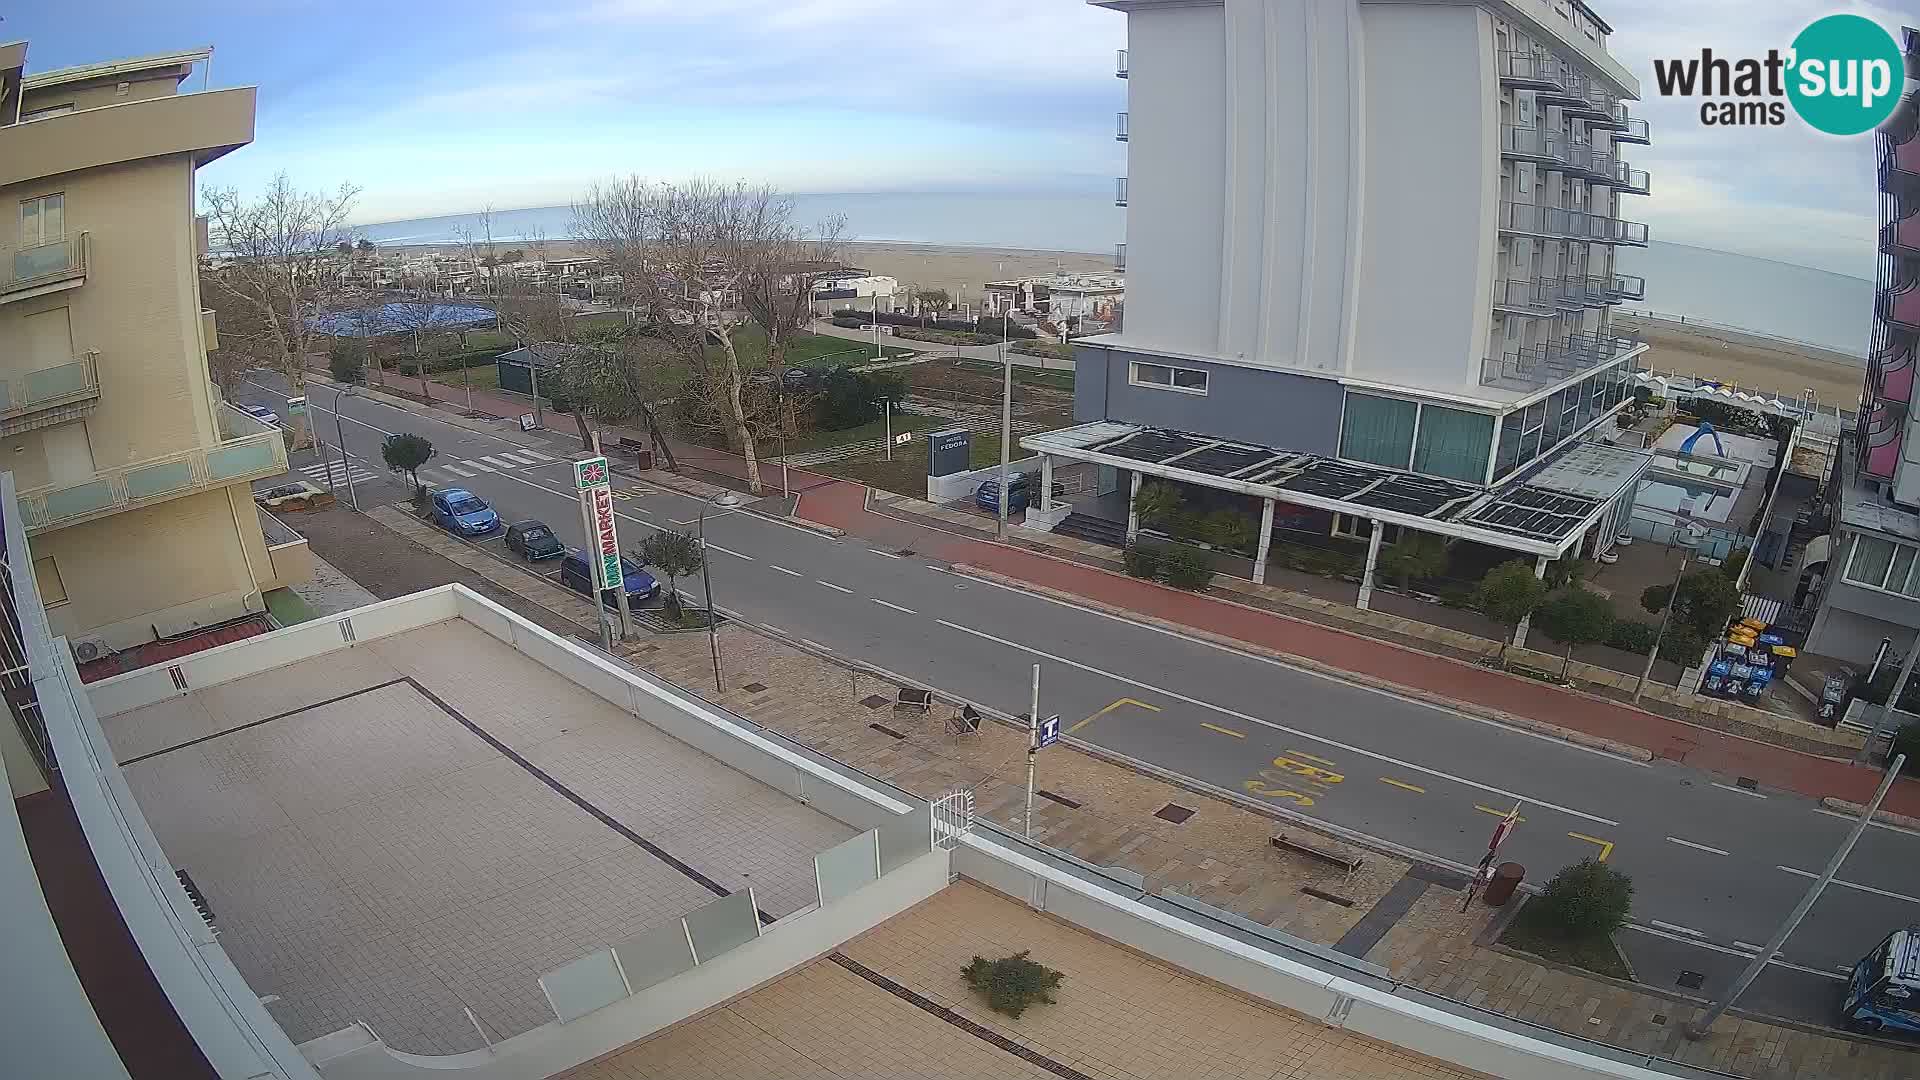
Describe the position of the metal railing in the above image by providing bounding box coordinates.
[1116,48,1128,78]
[18,404,287,534]
[1481,332,1640,389]
[1614,115,1651,143]
[0,354,99,422]
[1608,273,1646,301]
[1599,158,1650,194]
[1498,202,1619,242]
[1495,49,1565,89]
[3,232,88,298]
[1499,124,1569,166]
[1114,243,1126,272]
[1492,277,1558,316]
[1605,216,1649,246]
[1115,111,1128,142]
[1115,177,1128,207]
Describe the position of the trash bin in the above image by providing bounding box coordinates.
[1484,862,1524,907]
[635,448,654,470]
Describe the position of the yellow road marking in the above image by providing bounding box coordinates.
[1379,777,1426,794]
[1270,757,1344,785]
[1200,723,1244,739]
[1066,697,1161,734]
[1568,832,1615,862]
[1288,749,1338,767]
[1474,804,1526,822]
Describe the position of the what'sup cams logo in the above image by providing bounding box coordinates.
[1651,14,1903,135]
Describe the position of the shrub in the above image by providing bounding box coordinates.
[1162,546,1216,591]
[1475,560,1547,660]
[1121,544,1164,581]
[1532,858,1633,940]
[961,951,1063,1019]
[1604,619,1660,654]
[1893,727,1920,776]
[1657,626,1707,664]
[813,369,905,431]
[328,342,365,383]
[1202,509,1258,554]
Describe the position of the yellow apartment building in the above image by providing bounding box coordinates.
[0,41,305,660]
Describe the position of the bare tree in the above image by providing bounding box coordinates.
[386,269,449,404]
[453,206,502,299]
[741,211,846,381]
[200,173,360,449]
[574,176,797,494]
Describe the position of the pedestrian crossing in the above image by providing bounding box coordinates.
[300,459,383,487]
[414,447,554,486]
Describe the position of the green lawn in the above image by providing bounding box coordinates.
[779,411,939,455]
[1497,901,1631,980]
[264,587,318,626]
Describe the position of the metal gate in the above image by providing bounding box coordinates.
[931,789,975,850]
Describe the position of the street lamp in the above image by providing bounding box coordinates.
[331,384,359,512]
[698,490,743,693]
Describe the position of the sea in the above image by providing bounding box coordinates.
[352,193,1875,359]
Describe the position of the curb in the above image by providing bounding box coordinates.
[953,563,1655,764]
[1818,796,1920,830]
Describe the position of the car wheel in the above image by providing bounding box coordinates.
[1846,1016,1883,1035]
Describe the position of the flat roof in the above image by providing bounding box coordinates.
[23,46,210,90]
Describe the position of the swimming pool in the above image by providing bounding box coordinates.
[308,302,497,337]
[1633,475,1735,522]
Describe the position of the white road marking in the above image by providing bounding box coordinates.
[1711,782,1767,799]
[800,638,831,652]
[708,544,751,559]
[517,449,552,461]
[872,599,918,614]
[1813,807,1920,837]
[1624,926,1847,981]
[1649,920,1705,938]
[932,617,1619,827]
[817,580,854,594]
[1666,837,1731,856]
[1777,865,1920,904]
[771,565,804,577]
[869,548,902,559]
[1732,941,1779,955]
[441,463,476,477]
[479,455,518,468]
[461,459,496,472]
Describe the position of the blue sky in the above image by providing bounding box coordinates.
[5,0,1904,277]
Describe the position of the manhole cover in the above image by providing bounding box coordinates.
[1677,971,1705,990]
[741,682,768,693]
[1154,803,1195,824]
[1650,1014,1668,1026]
[860,694,892,710]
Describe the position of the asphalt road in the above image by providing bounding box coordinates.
[247,374,1912,1029]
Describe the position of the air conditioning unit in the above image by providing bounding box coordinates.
[71,637,115,664]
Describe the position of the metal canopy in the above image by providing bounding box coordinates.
[1022,422,1651,558]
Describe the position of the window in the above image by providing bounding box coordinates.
[21,193,64,247]
[1129,361,1208,395]
[1412,406,1494,483]
[1846,535,1920,596]
[1333,514,1401,545]
[22,103,76,122]
[33,556,66,606]
[1339,393,1418,469]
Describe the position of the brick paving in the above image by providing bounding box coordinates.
[297,473,1919,1077]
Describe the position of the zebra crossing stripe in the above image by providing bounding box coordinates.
[516,448,552,461]
[441,463,476,477]
[461,459,496,472]
[479,455,518,468]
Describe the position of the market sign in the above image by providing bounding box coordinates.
[573,456,622,591]
[573,456,610,490]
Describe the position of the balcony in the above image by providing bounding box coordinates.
[1887,285,1920,333]
[1115,177,1128,207]
[1481,331,1641,390]
[1116,49,1128,78]
[1568,275,1613,307]
[2,232,88,306]
[1492,277,1558,317]
[1598,158,1650,195]
[1497,50,1566,91]
[1608,273,1646,302]
[1888,134,1920,187]
[1534,68,1591,107]
[1601,216,1649,246]
[1562,86,1617,120]
[0,354,100,436]
[1613,114,1651,144]
[1884,213,1920,257]
[1499,125,1569,167]
[1114,243,1127,272]
[16,403,287,536]
[1564,143,1621,180]
[1497,202,1613,242]
[1116,111,1128,142]
[0,87,254,188]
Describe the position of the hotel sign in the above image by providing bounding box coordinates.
[573,457,622,591]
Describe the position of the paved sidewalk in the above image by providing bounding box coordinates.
[298,500,1915,1079]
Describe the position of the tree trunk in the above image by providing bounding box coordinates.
[282,354,314,451]
[711,327,762,494]
[639,404,678,470]
[573,408,594,452]
[1564,644,1575,680]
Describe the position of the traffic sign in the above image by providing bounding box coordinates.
[1035,714,1062,749]
[895,432,913,445]
[1485,803,1522,855]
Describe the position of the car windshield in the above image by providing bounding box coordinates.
[523,527,551,541]
[449,498,486,515]
[620,558,644,577]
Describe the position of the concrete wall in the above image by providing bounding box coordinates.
[927,456,1040,503]
[1073,342,1344,453]
[39,484,266,649]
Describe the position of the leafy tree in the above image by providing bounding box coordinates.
[1378,532,1448,592]
[380,432,435,495]
[1533,858,1633,940]
[639,530,704,619]
[1475,560,1546,662]
[812,368,901,431]
[328,339,365,383]
[1534,588,1615,679]
[961,951,1063,1019]
[1131,481,1182,530]
[1641,567,1741,639]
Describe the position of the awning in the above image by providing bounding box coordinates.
[1802,534,1832,568]
[1022,422,1651,558]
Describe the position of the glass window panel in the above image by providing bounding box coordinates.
[1494,413,1522,478]
[1892,544,1918,595]
[1543,390,1569,445]
[1339,393,1417,469]
[1850,536,1897,589]
[1171,368,1208,391]
[1412,405,1494,482]
[207,439,278,480]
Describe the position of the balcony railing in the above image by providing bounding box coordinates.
[17,403,287,535]
[1601,217,1649,246]
[0,354,100,431]
[1116,111,1128,142]
[1892,135,1920,182]
[1608,273,1646,301]
[1497,50,1566,90]
[1115,177,1128,207]
[1598,158,1650,194]
[1498,202,1611,241]
[1116,49,1128,78]
[1114,243,1127,272]
[1613,115,1651,144]
[1884,213,1920,256]
[1534,68,1591,106]
[1493,277,1558,316]
[1481,331,1641,389]
[1888,285,1920,332]
[1499,125,1569,167]
[1562,85,1617,120]
[2,232,88,303]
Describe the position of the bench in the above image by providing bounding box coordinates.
[1270,833,1364,877]
[946,705,983,736]
[895,686,934,713]
[616,437,647,455]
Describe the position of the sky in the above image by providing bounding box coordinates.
[5,0,1914,279]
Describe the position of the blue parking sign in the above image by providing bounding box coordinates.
[1036,714,1062,749]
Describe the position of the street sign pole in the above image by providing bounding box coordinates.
[1462,801,1522,912]
[1025,664,1040,837]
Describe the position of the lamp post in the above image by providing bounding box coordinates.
[996,307,1013,540]
[698,490,743,693]
[331,384,359,512]
[1633,529,1697,703]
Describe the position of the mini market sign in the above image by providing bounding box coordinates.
[573,457,622,590]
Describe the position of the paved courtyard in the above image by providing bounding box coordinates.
[101,620,854,1055]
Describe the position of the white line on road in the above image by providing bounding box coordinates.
[1777,865,1920,904]
[817,580,854,594]
[1649,920,1705,938]
[932,617,1620,827]
[1813,807,1920,837]
[517,449,552,461]
[479,455,518,468]
[1711,782,1767,799]
[708,544,751,559]
[441,463,477,477]
[800,638,831,652]
[771,565,804,577]
[1625,925,1848,980]
[1666,837,1731,856]
[461,459,496,472]
[1731,941,1780,955]
[872,599,918,614]
[869,549,902,559]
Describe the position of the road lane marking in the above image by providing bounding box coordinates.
[479,455,518,468]
[1567,832,1615,861]
[1813,807,1920,837]
[933,617,1621,827]
[1711,782,1766,799]
[1379,778,1427,794]
[518,449,552,461]
[800,638,831,652]
[1732,941,1780,955]
[1649,920,1704,938]
[708,544,751,559]
[1474,805,1527,822]
[1289,749,1338,767]
[1777,865,1920,904]
[1200,723,1244,739]
[1666,837,1730,856]
[1623,925,1848,980]
[1066,697,1161,735]
[817,580,854,594]
[461,459,496,472]
[442,463,476,477]
[869,549,902,559]
[771,565,804,577]
[872,599,918,614]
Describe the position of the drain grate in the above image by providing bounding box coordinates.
[1676,970,1705,990]
[1301,886,1355,908]
[860,694,893,710]
[1154,803,1195,824]
[1036,789,1082,809]
[1736,777,1759,791]
[1650,1014,1668,1026]
[741,682,768,693]
[896,549,916,557]
[869,723,908,740]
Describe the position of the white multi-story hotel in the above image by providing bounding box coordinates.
[1026,0,1657,592]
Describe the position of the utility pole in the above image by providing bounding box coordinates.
[996,309,1013,540]
[1633,539,1694,703]
[1861,631,1920,764]
[872,293,882,360]
[528,347,546,430]
[1687,755,1906,1039]
[1025,664,1040,838]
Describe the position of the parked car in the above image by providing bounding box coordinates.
[974,474,1033,514]
[505,519,564,561]
[428,488,500,536]
[252,480,334,512]
[559,550,660,609]
[240,403,280,426]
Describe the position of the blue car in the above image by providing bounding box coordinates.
[429,488,500,536]
[560,550,660,610]
[975,474,1033,514]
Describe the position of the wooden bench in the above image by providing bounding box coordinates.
[616,437,648,455]
[1270,833,1364,876]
